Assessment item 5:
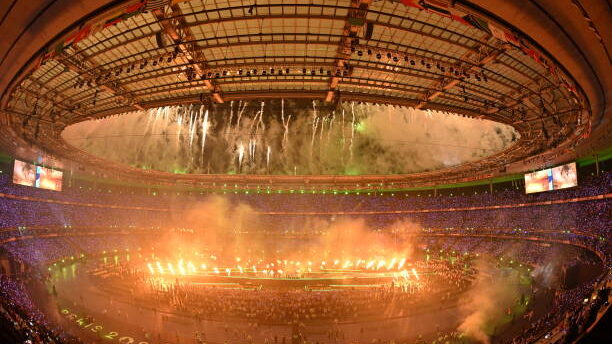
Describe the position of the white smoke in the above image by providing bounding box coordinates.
[62,100,518,175]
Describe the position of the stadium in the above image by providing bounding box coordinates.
[0,0,610,343]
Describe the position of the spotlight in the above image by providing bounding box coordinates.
[270,68,275,74]
[285,68,290,74]
[367,49,372,55]
[357,50,363,56]
[238,69,243,75]
[376,53,381,59]
[302,68,307,74]
[393,56,398,62]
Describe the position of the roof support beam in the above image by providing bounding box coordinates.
[153,6,224,103]
[326,0,371,102]
[16,77,86,118]
[414,44,508,110]
[61,54,144,111]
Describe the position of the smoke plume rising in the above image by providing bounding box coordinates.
[458,259,523,343]
[155,195,419,264]
[62,100,518,175]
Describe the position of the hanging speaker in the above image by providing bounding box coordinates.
[155,31,165,48]
[364,22,374,40]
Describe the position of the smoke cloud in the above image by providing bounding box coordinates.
[62,100,518,175]
[458,259,523,343]
[154,195,419,266]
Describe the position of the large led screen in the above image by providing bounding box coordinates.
[36,165,63,191]
[551,162,577,191]
[524,169,552,194]
[12,160,63,191]
[12,160,37,187]
[524,162,578,194]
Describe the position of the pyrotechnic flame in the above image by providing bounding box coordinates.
[388,258,397,270]
[398,258,406,270]
[156,261,164,274]
[178,260,186,275]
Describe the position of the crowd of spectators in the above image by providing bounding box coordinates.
[0,172,609,234]
[0,275,82,344]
